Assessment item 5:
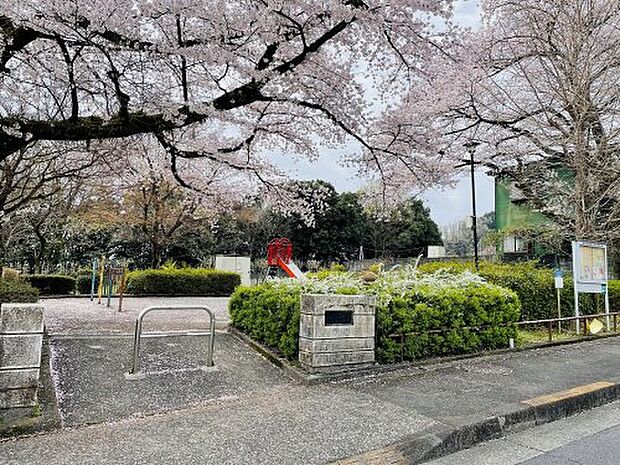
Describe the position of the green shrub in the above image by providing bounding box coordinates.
[126,268,240,296]
[0,278,39,304]
[76,273,99,295]
[229,270,520,363]
[609,281,620,312]
[22,275,76,295]
[229,283,301,360]
[376,283,520,363]
[418,261,616,321]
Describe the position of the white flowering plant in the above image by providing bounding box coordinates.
[230,265,520,363]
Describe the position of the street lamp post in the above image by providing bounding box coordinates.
[464,142,481,272]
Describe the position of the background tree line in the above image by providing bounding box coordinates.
[1,176,443,273]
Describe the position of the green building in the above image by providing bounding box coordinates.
[495,177,551,257]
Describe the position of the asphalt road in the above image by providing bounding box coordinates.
[521,425,620,465]
[427,401,620,465]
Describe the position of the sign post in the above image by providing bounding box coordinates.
[571,241,609,334]
[554,269,564,332]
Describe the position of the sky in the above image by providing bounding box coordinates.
[280,0,489,227]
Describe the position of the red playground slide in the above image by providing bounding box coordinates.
[267,238,306,281]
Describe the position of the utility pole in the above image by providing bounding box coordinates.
[464,142,481,272]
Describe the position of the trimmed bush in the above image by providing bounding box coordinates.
[229,283,301,360]
[0,278,39,304]
[376,283,520,363]
[22,274,76,295]
[76,273,99,295]
[126,268,241,296]
[418,261,619,321]
[229,270,520,363]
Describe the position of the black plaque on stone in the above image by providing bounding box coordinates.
[324,310,354,326]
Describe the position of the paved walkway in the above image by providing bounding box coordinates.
[42,297,231,334]
[49,333,287,427]
[2,336,620,465]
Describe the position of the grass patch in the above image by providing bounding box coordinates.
[517,329,574,346]
[516,324,619,347]
[30,404,42,418]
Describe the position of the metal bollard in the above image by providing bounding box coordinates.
[129,306,215,375]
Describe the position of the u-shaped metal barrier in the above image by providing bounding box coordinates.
[129,306,215,375]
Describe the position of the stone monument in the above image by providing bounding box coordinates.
[0,303,44,409]
[299,294,376,373]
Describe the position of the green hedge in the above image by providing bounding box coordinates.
[376,284,520,363]
[126,268,241,296]
[0,278,39,304]
[418,261,619,321]
[610,281,620,312]
[229,278,520,363]
[22,274,76,295]
[76,273,98,295]
[229,283,301,360]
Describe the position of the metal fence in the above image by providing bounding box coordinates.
[387,311,620,363]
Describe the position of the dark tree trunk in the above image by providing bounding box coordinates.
[151,241,163,269]
[34,230,47,274]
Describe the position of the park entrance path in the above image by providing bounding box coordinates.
[49,333,288,427]
[41,297,290,427]
[2,300,620,465]
[42,296,232,335]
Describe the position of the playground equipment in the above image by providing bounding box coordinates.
[267,238,306,281]
[90,257,129,312]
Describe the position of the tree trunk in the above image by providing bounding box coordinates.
[0,225,6,277]
[34,231,47,274]
[151,241,163,269]
[572,121,595,241]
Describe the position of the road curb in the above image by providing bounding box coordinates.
[334,382,620,464]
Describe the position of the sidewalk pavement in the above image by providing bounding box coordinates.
[42,297,232,335]
[1,336,620,465]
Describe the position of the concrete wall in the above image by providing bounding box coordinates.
[215,256,251,286]
[299,294,376,373]
[0,304,44,409]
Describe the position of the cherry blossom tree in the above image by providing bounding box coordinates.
[2,175,84,272]
[427,0,620,243]
[0,143,101,216]
[0,143,103,270]
[0,0,459,206]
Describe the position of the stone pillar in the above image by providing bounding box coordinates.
[299,294,376,373]
[0,303,44,409]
